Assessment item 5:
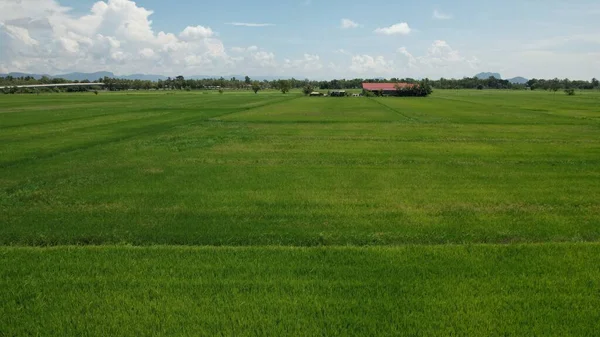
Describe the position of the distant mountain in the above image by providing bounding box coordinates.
[475,72,502,79]
[507,76,528,84]
[56,71,115,81]
[68,73,168,81]
[1,72,52,79]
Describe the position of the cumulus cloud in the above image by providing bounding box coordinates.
[0,0,303,75]
[1,23,39,46]
[397,47,417,68]
[0,0,226,74]
[335,40,480,78]
[283,54,323,72]
[341,19,359,29]
[395,40,480,77]
[138,48,156,59]
[226,22,275,27]
[179,25,214,40]
[0,1,490,79]
[374,23,411,35]
[433,9,452,20]
[422,40,468,65]
[349,55,394,74]
[252,51,277,67]
[231,46,259,53]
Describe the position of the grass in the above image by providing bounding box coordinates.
[2,244,600,336]
[1,89,600,335]
[2,90,599,246]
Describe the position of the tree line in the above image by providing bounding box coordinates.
[1,74,599,94]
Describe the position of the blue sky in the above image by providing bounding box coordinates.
[1,0,599,79]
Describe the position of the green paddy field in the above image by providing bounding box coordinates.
[1,90,599,335]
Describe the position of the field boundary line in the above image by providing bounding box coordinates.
[0,105,160,131]
[208,95,303,120]
[367,97,416,121]
[0,96,302,169]
[0,112,216,169]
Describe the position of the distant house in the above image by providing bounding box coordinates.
[362,83,414,96]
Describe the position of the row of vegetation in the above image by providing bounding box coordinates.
[1,75,598,94]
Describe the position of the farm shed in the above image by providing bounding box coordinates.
[329,90,347,97]
[362,83,414,96]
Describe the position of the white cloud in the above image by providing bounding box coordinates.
[0,0,69,22]
[350,55,394,74]
[179,25,214,40]
[374,22,411,35]
[425,40,463,63]
[0,0,295,75]
[397,47,417,68]
[226,22,275,27]
[394,40,480,78]
[252,51,277,67]
[284,54,323,72]
[1,23,39,46]
[433,9,452,20]
[341,19,359,29]
[138,48,155,59]
[227,46,277,73]
[231,46,258,53]
[59,36,79,53]
[333,41,480,79]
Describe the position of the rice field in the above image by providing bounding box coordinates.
[1,89,599,335]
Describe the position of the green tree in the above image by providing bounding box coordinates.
[549,78,560,93]
[302,85,313,96]
[251,81,261,94]
[175,76,185,90]
[527,79,538,90]
[245,76,251,84]
[592,78,599,88]
[279,80,291,94]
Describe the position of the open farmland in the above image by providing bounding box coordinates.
[1,90,600,335]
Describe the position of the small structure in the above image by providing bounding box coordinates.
[352,93,361,97]
[362,83,414,96]
[309,91,323,97]
[329,90,346,97]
